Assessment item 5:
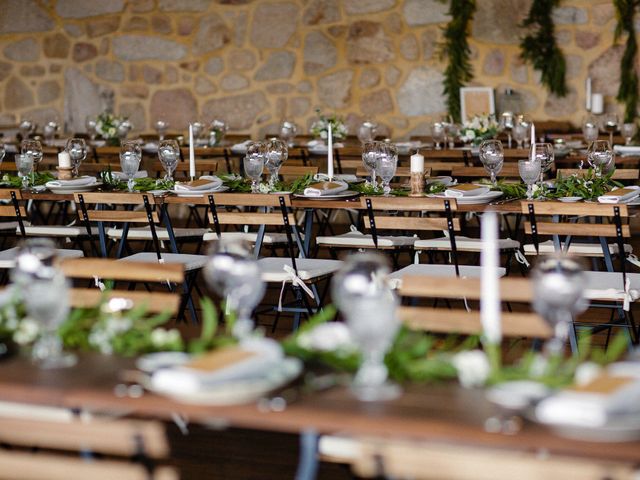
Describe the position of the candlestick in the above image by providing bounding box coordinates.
[480,211,502,345]
[586,77,592,111]
[327,123,333,181]
[409,172,424,197]
[410,151,424,173]
[188,123,195,180]
[57,151,71,169]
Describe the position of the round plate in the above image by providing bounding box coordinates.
[539,412,640,443]
[47,181,102,194]
[169,185,229,197]
[136,352,192,373]
[486,381,550,411]
[429,190,503,204]
[293,190,360,200]
[558,196,582,203]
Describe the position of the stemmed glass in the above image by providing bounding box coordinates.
[479,140,504,185]
[244,142,265,193]
[12,239,76,369]
[0,143,5,166]
[154,120,169,141]
[582,116,600,147]
[518,158,541,200]
[43,122,58,146]
[376,143,397,196]
[203,239,266,339]
[21,139,43,172]
[265,138,288,188]
[120,141,141,192]
[512,121,528,149]
[19,119,34,140]
[279,121,298,147]
[15,153,34,190]
[587,140,614,175]
[191,121,205,145]
[331,252,401,402]
[500,112,515,148]
[66,138,87,177]
[117,119,132,140]
[531,143,554,186]
[85,116,97,141]
[432,122,445,150]
[209,119,228,147]
[157,139,180,182]
[621,122,637,146]
[362,141,378,187]
[603,113,619,147]
[357,121,378,144]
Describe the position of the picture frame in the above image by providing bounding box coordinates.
[460,87,495,123]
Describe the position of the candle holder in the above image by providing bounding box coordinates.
[56,166,73,180]
[409,171,425,197]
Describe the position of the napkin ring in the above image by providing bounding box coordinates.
[409,172,425,197]
[56,166,73,180]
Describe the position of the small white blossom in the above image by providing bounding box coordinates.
[574,361,603,386]
[89,329,113,355]
[452,350,490,388]
[13,318,39,345]
[258,183,271,194]
[528,354,548,377]
[297,322,355,352]
[104,316,132,335]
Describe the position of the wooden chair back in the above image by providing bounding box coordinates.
[398,274,551,338]
[263,164,318,179]
[363,196,460,233]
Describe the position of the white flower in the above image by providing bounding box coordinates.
[297,322,355,352]
[528,353,548,377]
[150,328,169,347]
[574,361,603,386]
[13,318,39,345]
[89,328,113,355]
[319,130,328,140]
[452,350,490,388]
[258,183,271,194]
[104,316,132,335]
[531,184,540,193]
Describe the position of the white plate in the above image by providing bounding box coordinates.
[538,412,640,443]
[149,189,169,196]
[136,352,192,373]
[293,190,359,200]
[429,190,503,204]
[48,181,102,194]
[149,357,302,406]
[486,381,550,411]
[170,185,228,197]
[558,196,582,203]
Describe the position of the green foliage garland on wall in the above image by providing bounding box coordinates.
[437,0,477,123]
[614,0,640,122]
[519,0,568,97]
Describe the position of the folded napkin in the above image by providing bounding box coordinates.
[597,186,640,204]
[536,374,640,428]
[614,145,640,156]
[173,175,222,191]
[303,181,348,197]
[45,176,97,188]
[314,173,358,183]
[230,140,252,153]
[151,338,283,395]
[444,184,490,198]
[111,170,148,181]
[426,176,454,186]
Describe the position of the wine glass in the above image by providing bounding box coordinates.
[279,120,298,147]
[362,141,378,187]
[532,256,587,357]
[43,121,58,146]
[582,116,600,147]
[500,112,515,148]
[15,153,34,190]
[512,121,528,149]
[518,158,541,200]
[203,239,266,339]
[85,116,97,141]
[479,140,504,185]
[154,120,169,141]
[587,140,614,175]
[621,122,637,146]
[120,141,141,192]
[191,122,205,145]
[446,123,460,149]
[209,119,228,147]
[19,119,34,140]
[21,139,43,171]
[244,155,264,193]
[376,143,397,196]
[157,139,180,182]
[66,138,87,177]
[602,113,619,147]
[0,142,5,166]
[531,143,554,186]
[117,119,132,140]
[331,252,401,402]
[12,239,76,369]
[432,122,445,150]
[357,121,378,144]
[265,138,288,188]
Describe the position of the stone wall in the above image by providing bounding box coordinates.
[0,0,631,138]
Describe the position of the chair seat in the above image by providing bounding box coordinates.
[582,271,640,302]
[203,231,291,244]
[258,257,343,282]
[0,247,84,269]
[0,221,19,232]
[388,263,506,289]
[21,225,85,237]
[415,235,520,251]
[107,227,207,241]
[523,240,632,257]
[119,252,208,271]
[316,231,416,248]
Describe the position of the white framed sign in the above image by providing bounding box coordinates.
[460,87,495,122]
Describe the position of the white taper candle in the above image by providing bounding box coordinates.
[586,77,592,111]
[327,123,333,181]
[189,123,195,180]
[480,211,502,344]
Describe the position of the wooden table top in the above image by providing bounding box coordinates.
[0,353,638,463]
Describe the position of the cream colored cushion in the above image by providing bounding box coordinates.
[316,231,416,248]
[119,252,208,271]
[0,247,84,269]
[22,225,85,237]
[202,231,291,244]
[415,235,520,252]
[388,263,506,289]
[258,257,343,282]
[108,227,207,241]
[523,240,632,257]
[582,271,640,302]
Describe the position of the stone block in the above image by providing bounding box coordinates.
[37,80,61,104]
[193,14,231,55]
[403,0,450,26]
[152,15,173,34]
[72,43,98,62]
[228,49,256,71]
[575,31,600,50]
[43,33,70,59]
[359,67,381,89]
[344,0,396,14]
[255,52,296,81]
[386,66,401,86]
[87,17,121,37]
[588,45,623,97]
[303,0,341,25]
[4,38,39,62]
[347,21,394,64]
[221,73,249,91]
[96,60,125,82]
[0,62,12,82]
[473,0,530,44]
[150,88,197,131]
[250,2,299,49]
[56,0,125,18]
[113,35,186,61]
[360,89,394,115]
[120,102,146,131]
[64,68,106,133]
[304,31,337,75]
[397,67,446,116]
[205,57,224,75]
[4,77,34,110]
[552,6,587,24]
[19,65,45,77]
[195,75,217,95]
[544,88,578,117]
[400,34,419,61]
[0,0,54,33]
[317,70,353,109]
[483,49,505,76]
[158,0,210,11]
[202,92,268,129]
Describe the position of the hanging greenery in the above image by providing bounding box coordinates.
[437,0,476,123]
[519,0,568,97]
[613,0,640,122]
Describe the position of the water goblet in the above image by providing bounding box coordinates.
[209,119,228,147]
[432,122,445,150]
[446,123,460,149]
[191,122,205,144]
[376,143,397,196]
[479,139,504,185]
[518,158,541,200]
[21,139,43,171]
[154,120,169,141]
[362,141,378,187]
[116,119,133,140]
[157,139,180,182]
[279,121,298,147]
[587,139,614,175]
[603,113,619,147]
[531,143,554,186]
[621,122,637,146]
[85,116,97,141]
[66,138,87,177]
[512,121,528,149]
[582,116,600,147]
[120,140,141,192]
[15,153,34,190]
[357,121,378,144]
[19,119,34,140]
[43,121,58,146]
[500,112,515,148]
[203,239,266,339]
[265,138,288,188]
[0,143,5,166]
[331,252,401,402]
[244,156,264,193]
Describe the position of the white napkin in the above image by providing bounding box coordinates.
[597,186,640,204]
[444,185,490,198]
[230,140,252,153]
[111,170,148,181]
[151,338,283,395]
[614,145,640,156]
[173,175,222,191]
[303,181,348,197]
[45,176,97,188]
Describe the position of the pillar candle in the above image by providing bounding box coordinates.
[189,123,195,180]
[410,151,424,173]
[58,151,71,168]
[480,211,502,344]
[591,93,604,115]
[327,123,333,181]
[530,122,536,146]
[586,77,592,111]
